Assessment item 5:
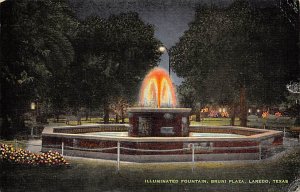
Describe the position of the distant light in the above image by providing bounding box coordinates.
[158,46,167,53]
[31,102,36,110]
[248,109,251,113]
[257,109,260,113]
[222,108,226,112]
[219,108,222,113]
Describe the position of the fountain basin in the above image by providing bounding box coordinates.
[42,124,283,162]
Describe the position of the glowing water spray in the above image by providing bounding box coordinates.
[139,67,176,108]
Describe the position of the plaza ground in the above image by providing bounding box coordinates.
[1,118,299,192]
[0,137,300,192]
[0,148,300,192]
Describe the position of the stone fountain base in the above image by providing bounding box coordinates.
[127,108,191,137]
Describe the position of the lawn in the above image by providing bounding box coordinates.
[47,117,239,127]
[190,118,240,126]
[0,147,300,192]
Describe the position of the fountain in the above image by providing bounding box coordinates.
[139,67,176,108]
[42,67,283,162]
[128,68,190,137]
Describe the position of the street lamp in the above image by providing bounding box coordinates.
[158,45,171,76]
[30,102,37,137]
[31,102,36,110]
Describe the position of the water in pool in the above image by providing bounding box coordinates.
[83,132,245,137]
[83,132,128,137]
[190,132,245,138]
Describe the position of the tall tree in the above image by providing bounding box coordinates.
[0,0,78,137]
[72,13,161,123]
[171,0,299,126]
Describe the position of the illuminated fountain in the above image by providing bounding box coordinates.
[139,67,176,108]
[128,67,191,137]
[42,67,283,162]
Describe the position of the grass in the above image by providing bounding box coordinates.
[0,139,27,149]
[46,117,238,127]
[1,147,300,192]
[190,118,240,126]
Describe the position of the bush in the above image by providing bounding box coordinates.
[0,143,69,167]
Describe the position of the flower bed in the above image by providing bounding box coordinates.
[0,143,69,166]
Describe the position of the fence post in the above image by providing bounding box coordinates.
[192,144,195,163]
[117,141,120,172]
[62,142,64,156]
[15,139,18,149]
[31,127,34,137]
[192,144,195,172]
[259,144,262,160]
[283,127,286,138]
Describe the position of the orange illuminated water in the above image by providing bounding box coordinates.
[139,67,176,108]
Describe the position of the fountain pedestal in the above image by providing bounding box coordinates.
[128,108,191,137]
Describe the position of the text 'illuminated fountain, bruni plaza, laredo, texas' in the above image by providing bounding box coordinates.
[42,67,283,162]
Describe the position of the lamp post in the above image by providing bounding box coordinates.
[158,46,171,77]
[239,72,247,127]
[30,102,36,136]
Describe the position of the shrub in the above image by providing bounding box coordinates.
[0,143,69,167]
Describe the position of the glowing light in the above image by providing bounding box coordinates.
[31,102,36,110]
[158,46,167,53]
[139,67,176,108]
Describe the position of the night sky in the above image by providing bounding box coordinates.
[68,0,277,85]
[68,0,235,84]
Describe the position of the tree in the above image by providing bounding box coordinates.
[110,97,129,123]
[171,0,299,126]
[71,13,161,123]
[0,0,78,137]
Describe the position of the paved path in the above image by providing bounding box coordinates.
[25,139,42,153]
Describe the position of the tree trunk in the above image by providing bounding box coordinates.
[230,103,237,126]
[1,114,11,138]
[195,109,201,122]
[115,114,119,123]
[239,85,247,127]
[85,109,89,121]
[104,103,110,124]
[121,110,125,124]
[56,114,60,123]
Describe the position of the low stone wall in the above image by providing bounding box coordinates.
[247,115,295,128]
[41,124,283,162]
[53,124,129,134]
[189,125,264,136]
[41,147,260,162]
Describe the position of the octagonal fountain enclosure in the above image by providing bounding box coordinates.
[42,124,283,162]
[128,107,191,137]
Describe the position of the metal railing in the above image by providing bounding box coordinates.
[11,138,300,172]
